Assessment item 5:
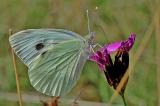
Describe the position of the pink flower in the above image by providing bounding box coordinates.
[89,33,136,94]
[89,50,109,71]
[89,33,135,71]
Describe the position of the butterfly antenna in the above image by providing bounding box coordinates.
[86,9,91,35]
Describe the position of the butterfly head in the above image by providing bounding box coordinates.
[86,32,95,47]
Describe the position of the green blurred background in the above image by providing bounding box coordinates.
[0,0,159,106]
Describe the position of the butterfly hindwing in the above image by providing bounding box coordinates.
[29,39,88,96]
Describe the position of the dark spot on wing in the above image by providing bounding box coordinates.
[42,51,47,55]
[36,43,44,50]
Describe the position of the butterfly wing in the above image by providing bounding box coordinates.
[29,39,88,96]
[9,29,85,68]
[9,29,89,96]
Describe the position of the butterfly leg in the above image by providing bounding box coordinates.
[89,43,102,53]
[90,46,95,53]
[93,43,102,48]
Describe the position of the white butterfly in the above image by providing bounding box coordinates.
[9,29,95,96]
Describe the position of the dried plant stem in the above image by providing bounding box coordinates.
[131,21,154,70]
[9,29,23,106]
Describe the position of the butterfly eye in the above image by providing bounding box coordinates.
[36,43,44,50]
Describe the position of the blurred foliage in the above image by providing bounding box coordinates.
[0,0,159,106]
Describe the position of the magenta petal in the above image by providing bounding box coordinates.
[89,54,99,63]
[105,42,122,53]
[119,33,136,51]
[89,51,107,71]
[96,51,103,58]
[103,33,136,53]
[98,64,106,71]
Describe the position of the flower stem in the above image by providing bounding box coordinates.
[121,93,127,106]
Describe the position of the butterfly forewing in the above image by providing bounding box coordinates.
[9,29,85,68]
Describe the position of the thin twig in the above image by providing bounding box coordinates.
[72,87,84,105]
[9,29,23,106]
